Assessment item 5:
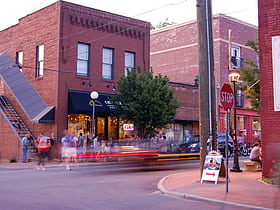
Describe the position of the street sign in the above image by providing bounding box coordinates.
[220,83,234,111]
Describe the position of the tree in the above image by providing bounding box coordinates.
[239,40,260,111]
[110,68,179,138]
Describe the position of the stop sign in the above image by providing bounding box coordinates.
[220,83,234,111]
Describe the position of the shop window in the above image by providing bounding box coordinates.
[108,116,118,140]
[67,114,91,136]
[252,117,261,138]
[237,116,245,130]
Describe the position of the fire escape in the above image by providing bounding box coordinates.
[0,52,55,142]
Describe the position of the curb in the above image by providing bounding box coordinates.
[157,174,271,210]
[0,161,107,170]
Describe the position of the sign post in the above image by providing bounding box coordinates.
[220,83,234,192]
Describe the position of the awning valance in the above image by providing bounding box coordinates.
[68,90,114,117]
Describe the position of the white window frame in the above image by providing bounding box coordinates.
[16,51,23,71]
[77,43,90,76]
[102,47,114,80]
[36,45,44,77]
[124,51,135,77]
[272,36,280,111]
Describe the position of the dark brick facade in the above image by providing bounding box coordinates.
[258,0,280,178]
[0,1,150,162]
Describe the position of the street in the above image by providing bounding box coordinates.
[0,158,247,210]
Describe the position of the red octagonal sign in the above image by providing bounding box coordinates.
[220,83,234,111]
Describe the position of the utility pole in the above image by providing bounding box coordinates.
[197,0,216,177]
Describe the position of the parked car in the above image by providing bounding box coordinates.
[190,141,200,153]
[177,135,199,153]
[217,133,234,157]
[182,133,234,157]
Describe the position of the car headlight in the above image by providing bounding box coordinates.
[191,143,198,148]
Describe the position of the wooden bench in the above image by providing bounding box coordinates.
[241,160,261,171]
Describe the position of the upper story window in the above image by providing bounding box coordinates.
[124,51,135,76]
[16,51,23,71]
[231,46,241,69]
[77,43,90,76]
[102,47,114,80]
[36,45,44,77]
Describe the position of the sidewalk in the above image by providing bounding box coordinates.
[158,168,279,210]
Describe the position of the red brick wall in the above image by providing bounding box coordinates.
[0,2,60,106]
[151,14,258,87]
[170,82,199,121]
[0,114,22,162]
[0,3,60,161]
[258,0,280,178]
[55,2,150,137]
[0,1,150,161]
[150,14,259,146]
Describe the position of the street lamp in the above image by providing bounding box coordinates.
[228,69,242,172]
[90,91,99,139]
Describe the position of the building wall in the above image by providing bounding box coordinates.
[170,82,199,121]
[0,1,150,161]
[55,1,150,137]
[150,14,260,144]
[151,14,258,86]
[0,2,60,106]
[258,0,280,178]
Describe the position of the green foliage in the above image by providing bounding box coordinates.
[110,68,179,138]
[239,40,260,111]
[272,160,280,187]
[262,160,280,186]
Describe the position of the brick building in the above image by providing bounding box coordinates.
[258,0,280,178]
[151,14,260,145]
[167,82,199,142]
[0,1,150,162]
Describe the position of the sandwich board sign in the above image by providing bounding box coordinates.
[201,155,224,184]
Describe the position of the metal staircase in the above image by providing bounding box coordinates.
[0,95,30,139]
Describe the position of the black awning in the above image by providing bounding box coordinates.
[68,90,114,117]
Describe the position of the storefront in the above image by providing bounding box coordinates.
[156,121,199,144]
[218,106,261,146]
[67,90,138,140]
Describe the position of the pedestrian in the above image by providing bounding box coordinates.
[77,133,85,162]
[92,135,99,152]
[27,132,36,158]
[61,130,74,170]
[46,133,55,160]
[70,132,78,162]
[21,133,30,163]
[35,133,51,171]
[250,141,262,168]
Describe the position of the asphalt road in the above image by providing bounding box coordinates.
[0,159,246,210]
